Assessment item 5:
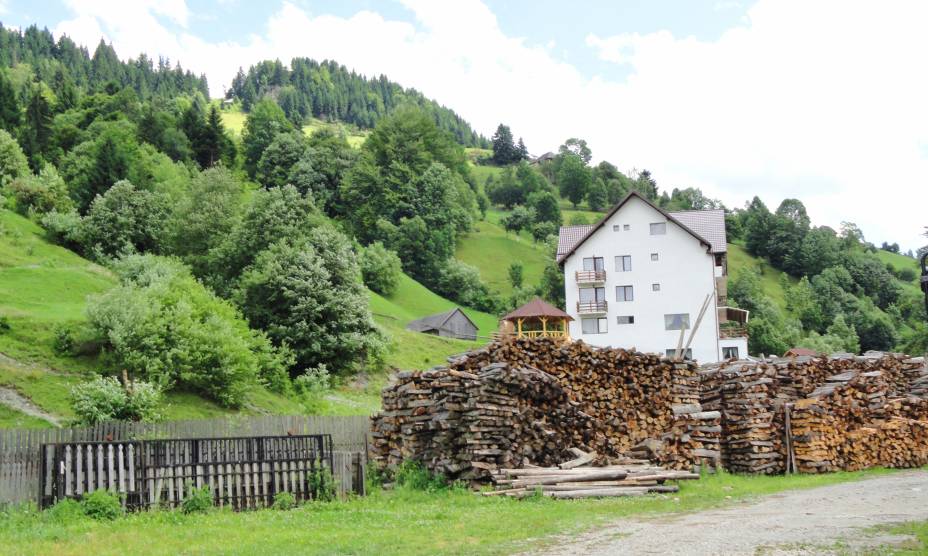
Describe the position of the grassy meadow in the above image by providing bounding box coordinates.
[0,469,896,556]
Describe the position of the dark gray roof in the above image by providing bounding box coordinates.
[406,308,477,333]
[668,209,727,254]
[556,225,593,259]
[555,191,720,263]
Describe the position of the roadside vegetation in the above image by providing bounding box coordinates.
[0,468,896,555]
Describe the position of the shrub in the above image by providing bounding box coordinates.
[80,180,168,260]
[52,324,75,354]
[70,376,163,425]
[40,210,83,250]
[7,165,73,216]
[434,259,500,314]
[0,315,10,333]
[236,229,386,377]
[45,499,85,523]
[309,468,337,502]
[181,485,213,514]
[271,491,296,510]
[359,242,402,296]
[87,255,289,406]
[293,365,331,413]
[81,489,123,520]
[394,460,446,492]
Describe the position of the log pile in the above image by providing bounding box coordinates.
[700,352,928,474]
[484,450,699,499]
[371,338,719,482]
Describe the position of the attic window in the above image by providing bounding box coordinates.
[613,225,620,232]
[649,222,667,235]
[623,224,630,231]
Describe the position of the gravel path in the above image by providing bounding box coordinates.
[541,470,928,556]
[0,387,60,426]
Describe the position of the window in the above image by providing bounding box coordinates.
[615,255,632,272]
[652,283,661,292]
[616,285,634,302]
[623,224,630,231]
[612,224,620,232]
[666,348,693,359]
[582,257,604,271]
[722,346,739,360]
[582,317,608,334]
[664,313,691,330]
[617,315,635,325]
[715,254,725,267]
[650,222,667,235]
[579,287,605,303]
[651,253,659,261]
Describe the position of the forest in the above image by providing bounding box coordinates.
[0,24,925,424]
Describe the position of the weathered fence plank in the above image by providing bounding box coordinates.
[1,415,369,506]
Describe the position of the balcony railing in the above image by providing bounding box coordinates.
[720,324,748,338]
[577,300,608,314]
[518,330,569,339]
[575,270,607,284]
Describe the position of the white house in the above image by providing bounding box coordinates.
[557,191,748,363]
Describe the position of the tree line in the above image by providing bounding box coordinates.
[229,58,487,148]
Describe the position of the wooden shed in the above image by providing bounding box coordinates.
[406,308,478,341]
[499,297,573,340]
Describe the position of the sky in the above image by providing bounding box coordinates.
[2,0,926,251]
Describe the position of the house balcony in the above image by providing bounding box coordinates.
[718,306,749,338]
[575,270,607,284]
[577,301,608,315]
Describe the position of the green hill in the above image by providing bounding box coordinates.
[0,208,501,426]
[726,243,794,310]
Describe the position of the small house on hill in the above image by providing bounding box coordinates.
[406,308,478,341]
[500,297,573,339]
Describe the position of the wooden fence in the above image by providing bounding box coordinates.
[1,415,370,506]
[39,435,336,510]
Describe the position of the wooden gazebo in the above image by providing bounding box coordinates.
[499,297,573,339]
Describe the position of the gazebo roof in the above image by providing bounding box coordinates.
[501,297,574,322]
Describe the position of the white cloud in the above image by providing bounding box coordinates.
[52,0,928,250]
[0,0,9,15]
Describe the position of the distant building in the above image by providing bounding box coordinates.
[530,152,557,165]
[557,191,749,363]
[406,308,478,341]
[784,347,818,358]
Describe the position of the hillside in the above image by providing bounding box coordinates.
[220,105,369,148]
[0,208,491,426]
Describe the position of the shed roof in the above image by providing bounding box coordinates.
[406,308,477,333]
[501,297,574,322]
[555,191,720,264]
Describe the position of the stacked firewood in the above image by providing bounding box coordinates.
[484,449,699,499]
[790,372,928,473]
[700,352,928,474]
[699,362,784,473]
[371,338,719,482]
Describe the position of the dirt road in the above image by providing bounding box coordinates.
[541,470,928,556]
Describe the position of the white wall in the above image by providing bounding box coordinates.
[564,196,722,362]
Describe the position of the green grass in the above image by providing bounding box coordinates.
[456,213,549,296]
[873,521,928,554]
[875,249,920,284]
[726,242,795,311]
[0,404,53,428]
[0,209,374,424]
[0,469,894,555]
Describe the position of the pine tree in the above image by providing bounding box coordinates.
[21,84,53,170]
[491,123,517,164]
[517,137,528,160]
[0,70,20,132]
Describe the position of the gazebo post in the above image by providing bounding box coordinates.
[517,318,523,338]
[540,317,547,337]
